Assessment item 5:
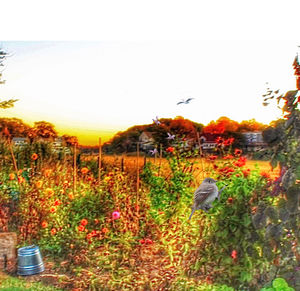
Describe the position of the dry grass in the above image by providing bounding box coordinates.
[83,154,280,184]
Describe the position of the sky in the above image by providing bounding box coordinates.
[1,1,300,146]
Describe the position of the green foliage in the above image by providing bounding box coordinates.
[260,277,295,291]
[0,276,63,290]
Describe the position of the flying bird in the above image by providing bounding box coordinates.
[177,98,194,105]
[166,132,175,140]
[152,116,161,125]
[149,148,158,156]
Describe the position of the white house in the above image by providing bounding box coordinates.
[242,132,267,151]
[139,132,155,150]
[12,137,28,147]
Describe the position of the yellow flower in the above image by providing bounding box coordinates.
[68,192,74,200]
[35,180,43,188]
[44,188,54,197]
[9,173,15,180]
[103,177,111,182]
[81,167,89,174]
[44,169,52,177]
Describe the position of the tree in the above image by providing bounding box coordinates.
[32,121,58,140]
[0,48,18,109]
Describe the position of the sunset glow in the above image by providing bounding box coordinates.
[1,41,299,145]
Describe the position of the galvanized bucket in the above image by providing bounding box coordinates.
[17,245,45,275]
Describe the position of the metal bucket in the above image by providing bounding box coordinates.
[17,245,45,275]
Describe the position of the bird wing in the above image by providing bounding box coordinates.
[194,184,216,205]
[177,101,183,105]
[186,98,194,102]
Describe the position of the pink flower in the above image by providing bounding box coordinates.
[112,211,120,220]
[231,250,238,259]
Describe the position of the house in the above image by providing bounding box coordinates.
[12,137,28,147]
[242,132,267,152]
[194,135,217,151]
[139,131,155,150]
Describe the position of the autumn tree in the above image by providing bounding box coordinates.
[32,121,58,140]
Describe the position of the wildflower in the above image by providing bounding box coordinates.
[139,239,145,244]
[68,192,74,200]
[234,148,242,156]
[50,206,56,213]
[90,230,97,237]
[51,228,57,235]
[223,154,234,160]
[44,169,52,177]
[215,136,224,145]
[260,171,270,179]
[227,197,233,203]
[145,238,153,245]
[54,199,62,206]
[18,176,25,183]
[94,219,99,225]
[80,219,88,226]
[86,233,93,240]
[35,180,43,188]
[152,116,161,125]
[78,225,85,232]
[231,250,238,259]
[234,156,247,167]
[208,155,218,161]
[112,211,120,220]
[9,173,15,180]
[102,227,109,234]
[166,147,174,153]
[166,132,175,140]
[242,169,250,177]
[31,153,38,160]
[44,188,54,197]
[81,167,89,174]
[223,138,234,146]
[41,221,48,228]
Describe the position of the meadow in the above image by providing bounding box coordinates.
[0,141,298,291]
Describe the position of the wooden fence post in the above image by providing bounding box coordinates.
[136,142,139,193]
[98,137,102,184]
[196,131,205,179]
[8,141,21,190]
[73,143,77,194]
[158,143,162,176]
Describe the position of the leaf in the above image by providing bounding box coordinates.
[240,271,252,282]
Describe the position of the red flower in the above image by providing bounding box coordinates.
[223,154,234,160]
[145,238,153,245]
[51,228,57,235]
[231,250,238,259]
[234,148,242,156]
[209,155,218,161]
[260,171,270,179]
[227,197,233,203]
[215,136,224,145]
[78,225,85,232]
[41,221,48,228]
[31,153,38,160]
[234,156,247,167]
[80,219,88,226]
[139,239,145,245]
[223,138,234,146]
[242,169,250,177]
[166,147,174,153]
[86,233,93,240]
[50,206,56,213]
[102,227,109,234]
[54,199,62,206]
